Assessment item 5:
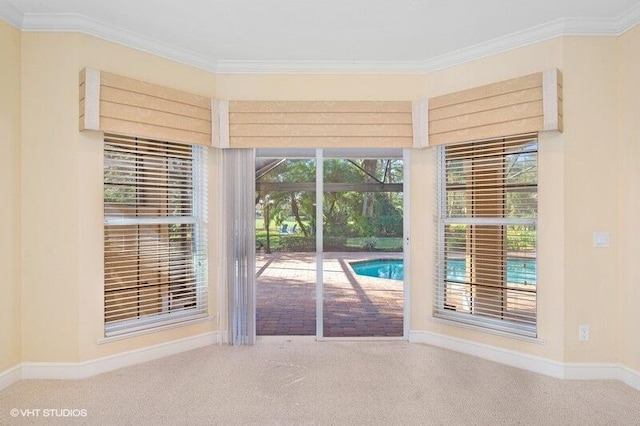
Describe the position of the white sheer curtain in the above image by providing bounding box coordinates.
[223,149,256,345]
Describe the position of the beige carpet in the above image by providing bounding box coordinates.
[1,338,639,425]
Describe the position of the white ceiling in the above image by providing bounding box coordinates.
[1,0,639,72]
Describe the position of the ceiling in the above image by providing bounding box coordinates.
[1,0,639,72]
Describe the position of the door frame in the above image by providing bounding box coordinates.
[252,148,411,341]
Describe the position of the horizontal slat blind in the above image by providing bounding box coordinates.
[228,101,413,148]
[104,134,208,336]
[435,134,537,337]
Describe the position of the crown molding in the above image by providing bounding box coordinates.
[0,1,23,28]
[215,17,566,74]
[563,2,640,35]
[1,3,639,74]
[215,59,426,74]
[616,1,640,34]
[415,18,567,74]
[219,4,640,74]
[19,12,218,72]
[217,19,566,74]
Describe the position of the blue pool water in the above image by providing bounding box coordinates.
[351,259,404,280]
[351,258,536,284]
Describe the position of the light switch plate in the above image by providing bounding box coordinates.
[593,232,610,248]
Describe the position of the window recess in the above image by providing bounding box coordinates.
[434,134,538,337]
[103,134,208,337]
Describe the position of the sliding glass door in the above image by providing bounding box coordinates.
[322,157,404,337]
[253,148,406,340]
[255,157,317,336]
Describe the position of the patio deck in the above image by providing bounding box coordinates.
[256,252,403,337]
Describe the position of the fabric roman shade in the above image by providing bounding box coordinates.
[225,101,414,149]
[426,69,562,146]
[79,68,212,146]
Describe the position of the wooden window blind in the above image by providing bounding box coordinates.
[103,134,208,336]
[435,134,537,337]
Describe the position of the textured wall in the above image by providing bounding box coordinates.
[0,20,22,373]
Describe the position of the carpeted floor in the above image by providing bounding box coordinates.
[1,338,639,425]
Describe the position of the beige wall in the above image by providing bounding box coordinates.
[216,74,427,100]
[617,25,640,372]
[424,38,564,98]
[0,20,22,372]
[412,35,628,365]
[561,36,620,363]
[409,38,566,362]
[216,39,570,362]
[217,34,634,367]
[8,22,640,376]
[20,32,218,363]
[21,32,82,362]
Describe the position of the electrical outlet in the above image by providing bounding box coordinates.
[579,325,590,341]
[593,232,610,248]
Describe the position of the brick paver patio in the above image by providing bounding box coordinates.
[256,252,403,337]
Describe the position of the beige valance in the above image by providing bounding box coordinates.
[225,101,414,149]
[425,68,563,146]
[79,68,212,146]
[79,67,562,149]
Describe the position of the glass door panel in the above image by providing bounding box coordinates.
[322,158,404,337]
[255,158,317,336]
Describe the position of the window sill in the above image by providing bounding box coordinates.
[97,314,214,344]
[428,316,545,345]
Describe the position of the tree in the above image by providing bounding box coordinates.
[361,159,378,218]
[256,157,404,244]
[291,193,311,237]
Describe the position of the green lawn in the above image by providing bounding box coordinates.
[345,237,402,250]
[256,214,403,252]
[256,225,402,252]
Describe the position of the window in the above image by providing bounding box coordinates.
[103,134,208,337]
[435,134,537,337]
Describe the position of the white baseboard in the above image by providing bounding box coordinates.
[20,331,220,381]
[0,364,22,391]
[409,330,566,378]
[563,362,621,380]
[410,330,640,391]
[4,331,639,393]
[619,365,640,390]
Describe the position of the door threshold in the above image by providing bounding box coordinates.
[256,335,407,343]
[318,336,406,342]
[256,335,316,344]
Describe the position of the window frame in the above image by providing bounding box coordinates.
[103,135,208,337]
[434,135,538,338]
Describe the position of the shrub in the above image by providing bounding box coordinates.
[278,236,315,252]
[361,237,378,251]
[277,236,348,252]
[323,236,347,251]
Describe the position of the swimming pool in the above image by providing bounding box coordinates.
[350,258,536,284]
[350,259,404,280]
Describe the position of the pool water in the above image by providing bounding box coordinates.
[447,258,536,284]
[350,259,404,280]
[351,258,536,284]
